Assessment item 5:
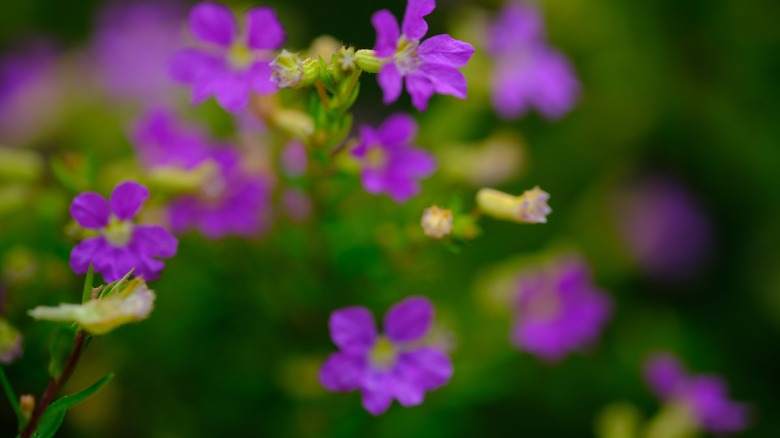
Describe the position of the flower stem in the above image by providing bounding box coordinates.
[19,330,87,438]
[315,81,331,109]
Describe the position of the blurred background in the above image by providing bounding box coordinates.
[1,0,779,436]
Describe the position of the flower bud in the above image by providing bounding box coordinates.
[336,46,356,73]
[476,186,551,224]
[20,395,34,422]
[421,205,453,238]
[355,49,384,74]
[270,50,320,89]
[147,160,220,194]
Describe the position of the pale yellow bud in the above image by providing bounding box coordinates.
[476,186,552,224]
[20,395,34,422]
[355,49,384,74]
[421,206,453,239]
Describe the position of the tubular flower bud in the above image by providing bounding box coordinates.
[28,277,155,335]
[421,205,453,238]
[270,50,321,89]
[355,49,384,73]
[476,186,551,224]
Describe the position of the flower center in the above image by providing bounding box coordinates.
[369,336,398,370]
[103,216,134,247]
[228,41,254,70]
[394,37,421,74]
[364,146,387,169]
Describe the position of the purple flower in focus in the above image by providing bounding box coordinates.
[510,257,612,361]
[93,1,185,102]
[371,0,474,111]
[487,3,580,120]
[645,353,749,433]
[319,296,453,415]
[171,2,285,112]
[133,109,271,238]
[352,113,436,203]
[70,181,178,282]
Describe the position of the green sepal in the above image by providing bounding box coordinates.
[81,265,94,303]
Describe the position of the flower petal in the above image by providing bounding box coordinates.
[246,7,285,50]
[377,113,417,148]
[372,9,400,57]
[319,352,367,392]
[644,353,687,400]
[361,372,394,415]
[395,147,436,177]
[70,237,109,274]
[420,62,467,99]
[393,347,453,406]
[110,181,149,220]
[402,0,435,41]
[170,49,223,83]
[418,34,474,67]
[329,306,377,353]
[405,73,435,111]
[213,71,250,113]
[384,296,434,343]
[250,61,277,94]
[132,225,178,258]
[189,2,236,47]
[70,193,109,229]
[378,63,403,105]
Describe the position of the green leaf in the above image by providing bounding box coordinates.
[48,327,76,379]
[0,367,25,430]
[81,265,94,303]
[32,374,114,438]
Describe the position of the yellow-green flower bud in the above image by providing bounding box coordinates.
[476,186,552,224]
[20,395,34,422]
[421,205,453,239]
[355,49,384,74]
[270,50,320,89]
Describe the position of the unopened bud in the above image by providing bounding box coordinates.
[270,50,320,89]
[355,49,384,74]
[476,186,551,224]
[336,46,357,73]
[421,206,453,239]
[20,395,34,422]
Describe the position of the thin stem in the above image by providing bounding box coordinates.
[315,81,331,109]
[0,366,24,430]
[20,330,88,438]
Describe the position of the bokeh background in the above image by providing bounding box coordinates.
[1,0,780,436]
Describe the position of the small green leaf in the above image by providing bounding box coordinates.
[32,373,114,438]
[81,265,94,303]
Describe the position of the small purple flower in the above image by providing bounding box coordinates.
[93,1,186,103]
[170,2,285,112]
[133,109,271,239]
[319,296,453,415]
[70,181,178,282]
[487,3,580,120]
[352,113,436,203]
[371,0,474,111]
[510,257,612,361]
[645,353,749,434]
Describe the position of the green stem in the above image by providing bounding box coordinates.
[0,366,25,430]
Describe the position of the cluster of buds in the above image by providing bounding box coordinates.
[476,186,551,224]
[269,50,322,89]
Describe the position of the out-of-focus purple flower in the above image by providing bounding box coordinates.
[280,141,307,178]
[70,181,178,282]
[645,353,749,434]
[170,2,285,113]
[93,1,185,103]
[487,3,580,120]
[319,296,453,415]
[352,113,436,203]
[613,176,713,282]
[281,188,312,222]
[371,0,474,111]
[510,257,611,361]
[0,319,22,364]
[133,109,271,238]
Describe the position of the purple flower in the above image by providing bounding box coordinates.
[645,353,749,433]
[371,0,474,111]
[352,113,436,203]
[170,2,285,113]
[133,109,271,239]
[487,3,580,120]
[93,1,186,103]
[70,181,178,282]
[319,296,453,415]
[510,257,612,361]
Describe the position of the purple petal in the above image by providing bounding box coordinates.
[70,193,109,229]
[405,73,435,111]
[378,63,403,105]
[213,71,250,112]
[377,113,417,147]
[394,147,436,177]
[361,372,394,415]
[401,0,435,41]
[69,237,109,274]
[170,49,223,84]
[360,168,386,195]
[384,296,434,343]
[488,3,545,54]
[249,61,277,94]
[688,377,749,433]
[101,246,138,282]
[329,307,377,353]
[386,178,420,203]
[418,35,474,67]
[528,48,580,119]
[132,225,178,258]
[189,2,236,47]
[420,62,467,99]
[319,352,367,392]
[394,347,453,406]
[246,7,285,50]
[372,10,400,57]
[110,181,149,220]
[644,353,687,400]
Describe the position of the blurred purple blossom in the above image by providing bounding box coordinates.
[487,3,580,120]
[133,109,271,238]
[70,181,178,282]
[613,177,713,283]
[170,2,285,113]
[0,319,22,365]
[511,257,612,361]
[93,1,186,103]
[371,0,474,111]
[280,141,307,178]
[645,353,749,433]
[352,113,436,203]
[281,188,312,222]
[319,296,453,415]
